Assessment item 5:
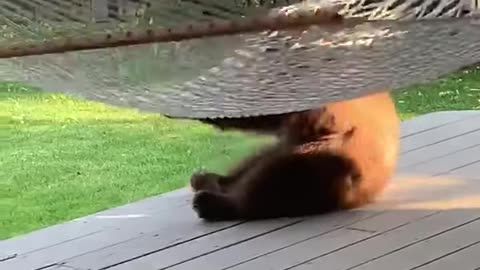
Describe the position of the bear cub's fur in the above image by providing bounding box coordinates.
[191,92,400,221]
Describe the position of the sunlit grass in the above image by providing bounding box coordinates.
[0,84,266,239]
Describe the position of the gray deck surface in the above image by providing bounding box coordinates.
[2,110,480,270]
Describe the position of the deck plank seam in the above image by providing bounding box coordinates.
[284,210,468,270]
[14,221,246,270]
[36,262,58,270]
[47,263,87,270]
[218,210,390,270]
[282,221,423,270]
[152,219,308,270]
[400,113,480,139]
[343,217,480,270]
[411,241,480,270]
[223,211,440,270]
[0,254,17,262]
[60,221,250,270]
[399,143,480,170]
[30,230,167,270]
[0,193,191,258]
[401,127,480,154]
[345,228,377,234]
[17,229,104,258]
[432,159,480,176]
[449,159,480,172]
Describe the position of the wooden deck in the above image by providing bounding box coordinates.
[2,110,480,270]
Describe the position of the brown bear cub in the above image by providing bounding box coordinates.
[191,92,400,221]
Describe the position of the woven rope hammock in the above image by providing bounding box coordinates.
[1,0,479,119]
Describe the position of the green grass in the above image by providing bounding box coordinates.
[392,67,480,119]
[2,67,480,240]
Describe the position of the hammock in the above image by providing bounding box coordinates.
[0,0,479,119]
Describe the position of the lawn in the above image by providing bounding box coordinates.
[2,67,480,240]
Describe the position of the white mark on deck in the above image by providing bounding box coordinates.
[94,214,149,219]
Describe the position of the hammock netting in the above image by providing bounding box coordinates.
[0,0,479,119]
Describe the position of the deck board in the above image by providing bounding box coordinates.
[398,128,480,169]
[0,188,191,255]
[121,211,384,270]
[344,219,480,270]
[449,159,480,179]
[64,218,303,270]
[289,210,480,270]
[400,144,480,175]
[221,210,439,270]
[399,112,480,153]
[0,194,243,269]
[399,111,480,138]
[415,242,480,270]
[2,110,480,270]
